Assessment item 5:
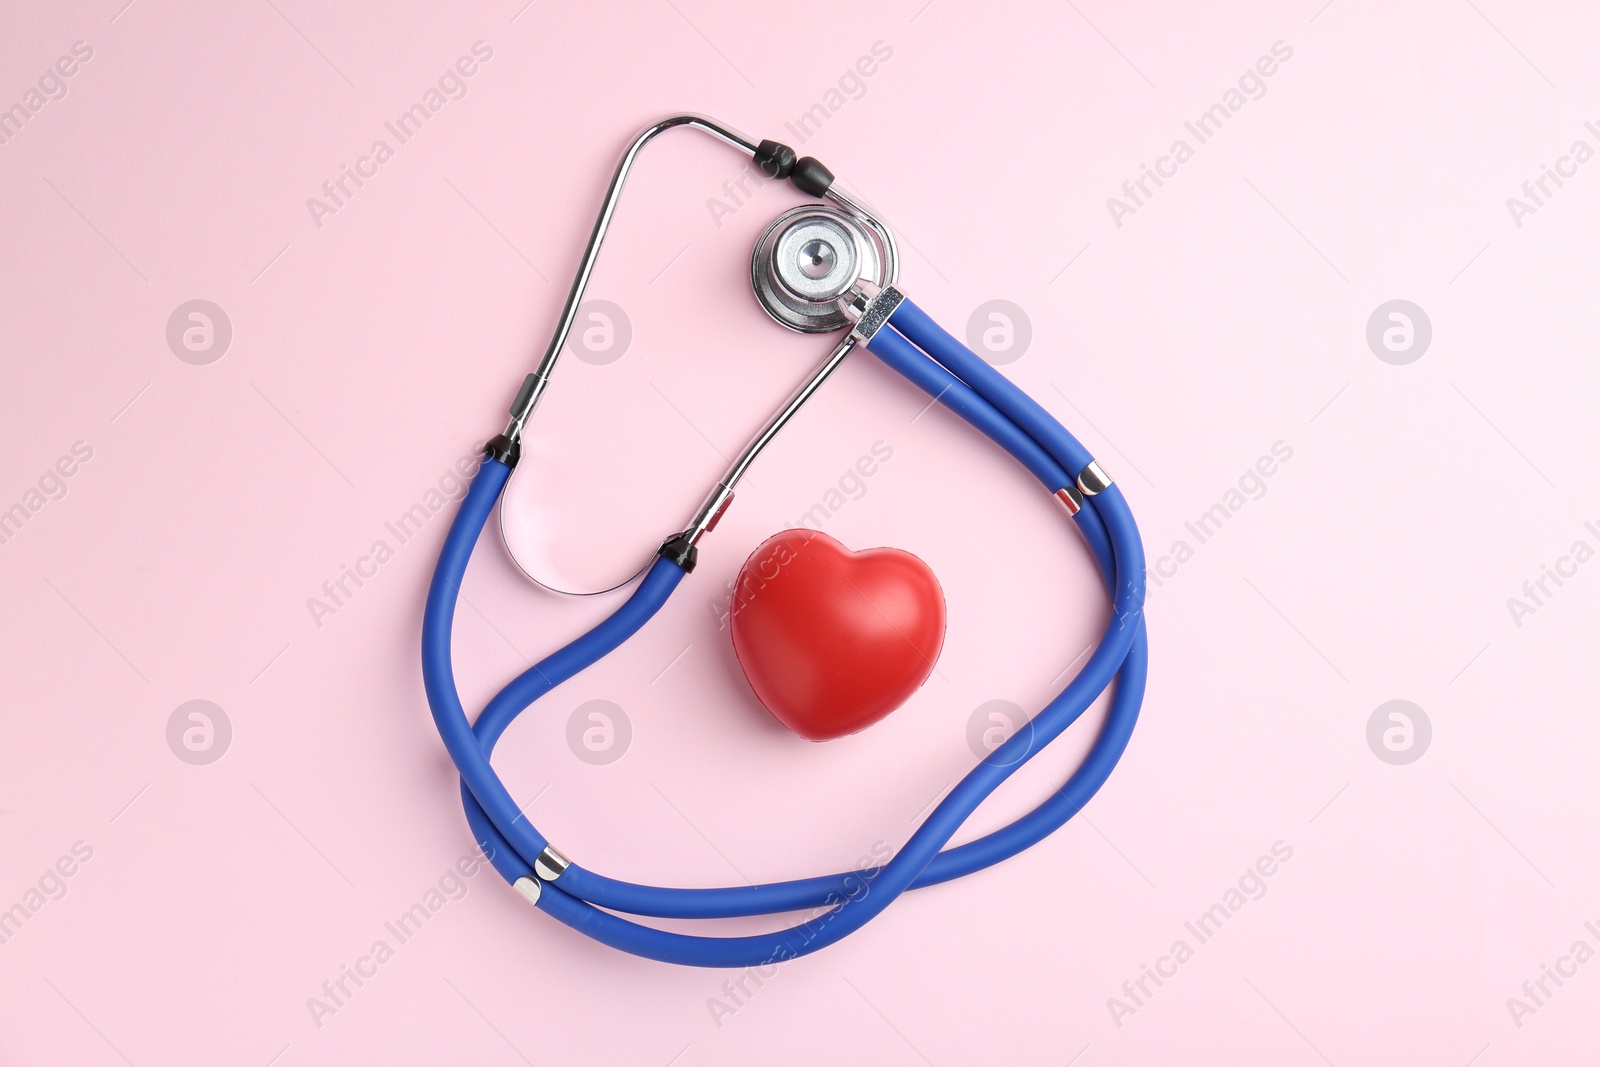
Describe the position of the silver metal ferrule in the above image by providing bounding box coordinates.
[848,285,904,345]
[504,371,550,440]
[534,846,570,881]
[685,482,736,546]
[1077,461,1113,497]
[1055,485,1084,515]
[512,875,543,905]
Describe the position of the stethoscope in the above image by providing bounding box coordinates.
[423,114,1149,968]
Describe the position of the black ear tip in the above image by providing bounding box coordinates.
[753,139,834,197]
[754,139,797,179]
[791,156,834,197]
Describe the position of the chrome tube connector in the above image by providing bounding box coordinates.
[1077,461,1113,497]
[847,285,904,344]
[534,846,570,881]
[684,482,736,546]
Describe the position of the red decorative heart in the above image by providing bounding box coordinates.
[729,529,946,741]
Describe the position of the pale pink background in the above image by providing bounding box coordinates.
[3,0,1599,1063]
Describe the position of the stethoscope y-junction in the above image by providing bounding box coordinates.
[423,114,1149,967]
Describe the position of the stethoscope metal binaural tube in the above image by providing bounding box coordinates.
[503,115,756,443]
[503,113,898,443]
[497,113,901,595]
[678,331,858,548]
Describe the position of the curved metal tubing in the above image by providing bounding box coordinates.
[505,114,761,441]
[499,113,900,595]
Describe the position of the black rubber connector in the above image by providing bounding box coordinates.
[483,434,521,468]
[658,534,698,573]
[755,140,834,196]
[508,373,537,417]
[791,156,834,197]
[754,139,796,180]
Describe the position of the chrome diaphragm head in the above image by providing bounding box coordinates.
[751,205,881,333]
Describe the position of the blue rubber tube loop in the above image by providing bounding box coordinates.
[544,335,1139,921]
[504,497,1149,919]
[423,459,687,880]
[889,299,1095,474]
[422,302,1148,965]
[429,455,1131,935]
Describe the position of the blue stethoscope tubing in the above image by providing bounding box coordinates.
[423,297,1149,968]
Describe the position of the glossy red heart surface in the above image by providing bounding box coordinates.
[729,529,946,741]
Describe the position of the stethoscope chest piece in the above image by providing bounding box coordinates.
[751,205,881,333]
